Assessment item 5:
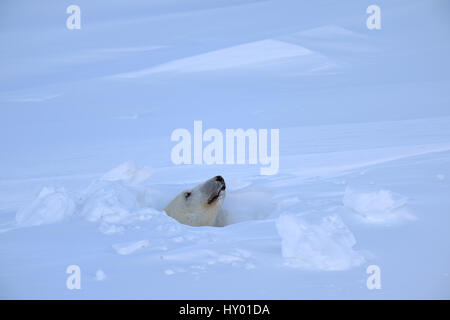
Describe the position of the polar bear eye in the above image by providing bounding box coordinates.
[184,192,191,199]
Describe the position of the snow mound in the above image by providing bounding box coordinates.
[276,214,365,271]
[14,162,163,232]
[16,187,76,227]
[80,180,140,223]
[112,39,335,77]
[343,187,415,224]
[217,190,276,226]
[101,161,152,185]
[80,179,165,234]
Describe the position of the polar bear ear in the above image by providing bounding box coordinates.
[184,191,191,199]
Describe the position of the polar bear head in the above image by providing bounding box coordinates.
[164,176,226,227]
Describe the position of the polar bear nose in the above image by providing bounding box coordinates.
[215,176,224,183]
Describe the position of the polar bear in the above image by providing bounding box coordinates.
[164,176,226,227]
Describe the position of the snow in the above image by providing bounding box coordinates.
[95,270,107,281]
[217,190,276,226]
[1,0,450,299]
[112,240,150,255]
[342,187,415,225]
[100,161,152,185]
[276,214,365,271]
[15,187,76,227]
[111,39,335,78]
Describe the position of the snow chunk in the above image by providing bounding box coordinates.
[276,214,365,271]
[79,177,160,230]
[16,187,75,227]
[95,269,107,281]
[343,187,415,224]
[164,269,175,275]
[80,180,140,223]
[112,240,149,255]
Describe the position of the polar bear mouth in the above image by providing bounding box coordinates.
[207,184,226,205]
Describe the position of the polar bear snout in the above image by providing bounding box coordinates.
[202,176,226,205]
[215,175,225,184]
